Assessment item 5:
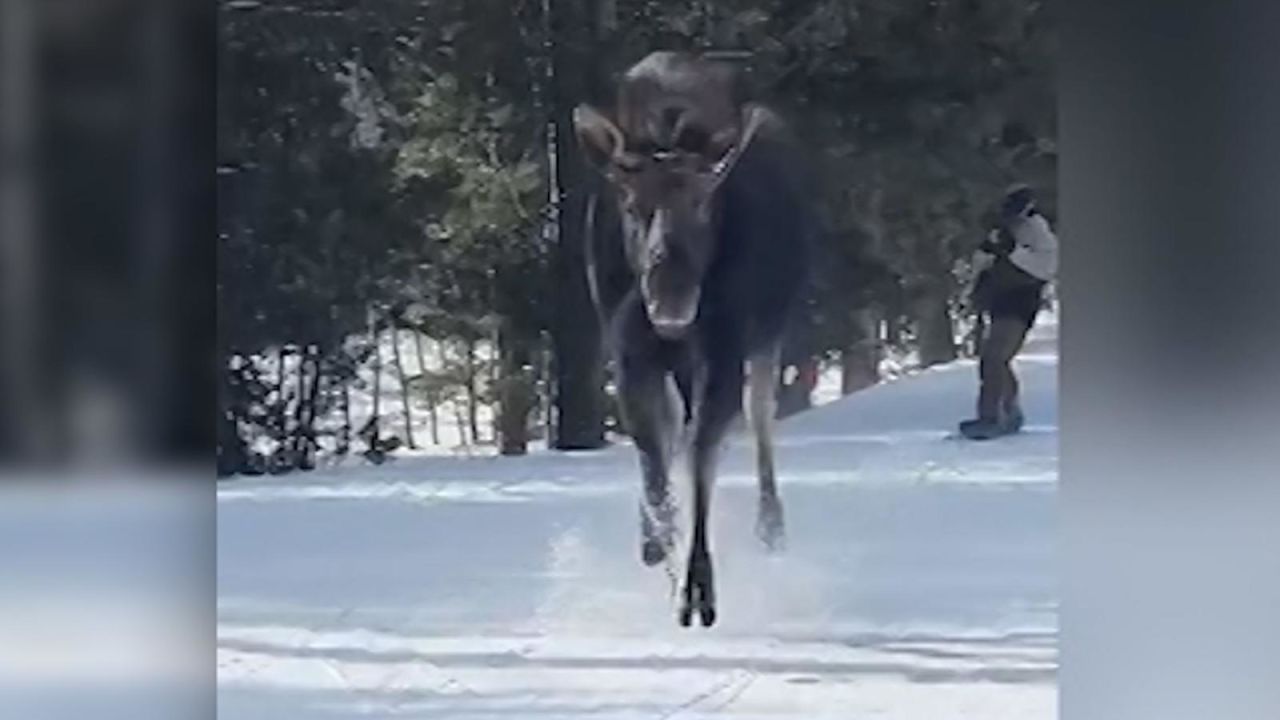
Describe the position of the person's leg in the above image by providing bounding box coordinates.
[1001,361,1024,432]
[965,316,1024,438]
[978,318,1022,418]
[999,318,1033,432]
[999,285,1041,431]
[1002,367,1022,428]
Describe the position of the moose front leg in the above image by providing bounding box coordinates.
[615,338,680,567]
[679,356,744,627]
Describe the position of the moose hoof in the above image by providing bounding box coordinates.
[641,538,668,566]
[678,558,716,628]
[677,598,717,627]
[639,502,674,567]
[755,502,787,553]
[700,605,717,627]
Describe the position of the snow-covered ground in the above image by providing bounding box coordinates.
[218,314,1058,719]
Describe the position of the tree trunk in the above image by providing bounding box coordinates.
[547,0,606,450]
[841,347,880,395]
[369,313,382,445]
[915,282,957,367]
[541,340,554,440]
[496,324,534,456]
[412,329,428,375]
[413,332,440,445]
[339,377,351,456]
[841,308,881,394]
[489,323,501,390]
[463,338,481,445]
[216,358,248,477]
[299,345,320,470]
[885,312,905,349]
[392,328,416,449]
[489,324,502,443]
[427,394,440,445]
[294,348,307,465]
[274,345,288,457]
[217,414,247,477]
[454,398,469,448]
[597,0,616,30]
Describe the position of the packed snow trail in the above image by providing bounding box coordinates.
[218,316,1057,719]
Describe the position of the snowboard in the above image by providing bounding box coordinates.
[956,417,1023,441]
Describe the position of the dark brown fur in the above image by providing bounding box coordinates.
[576,52,811,626]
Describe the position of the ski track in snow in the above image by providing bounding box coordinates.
[218,316,1058,719]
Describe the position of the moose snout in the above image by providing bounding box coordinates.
[650,316,693,339]
[642,274,700,340]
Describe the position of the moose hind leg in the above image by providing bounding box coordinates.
[746,344,785,551]
[679,359,743,627]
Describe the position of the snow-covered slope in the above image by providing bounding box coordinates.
[217,314,1058,719]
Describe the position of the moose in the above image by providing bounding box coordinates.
[574,52,812,626]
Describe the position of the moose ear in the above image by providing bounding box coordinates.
[574,104,627,172]
[708,104,779,191]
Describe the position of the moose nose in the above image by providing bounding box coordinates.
[645,294,698,340]
[651,318,691,340]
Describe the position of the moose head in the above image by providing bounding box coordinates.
[574,57,777,340]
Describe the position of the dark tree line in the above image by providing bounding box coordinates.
[216,0,1055,476]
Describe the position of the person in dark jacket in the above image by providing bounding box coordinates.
[960,185,1058,440]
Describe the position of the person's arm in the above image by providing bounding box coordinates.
[968,230,1001,313]
[972,230,999,275]
[978,228,1014,256]
[1008,214,1058,282]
